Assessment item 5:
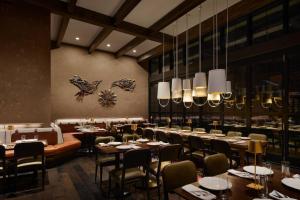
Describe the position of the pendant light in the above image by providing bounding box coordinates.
[183,14,193,109]
[207,0,226,107]
[193,5,207,107]
[171,20,182,103]
[157,33,170,107]
[222,0,232,100]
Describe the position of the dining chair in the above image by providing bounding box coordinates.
[13,142,46,190]
[156,131,169,143]
[193,128,206,132]
[209,129,223,134]
[204,153,229,176]
[143,129,155,140]
[188,136,206,162]
[182,126,192,131]
[210,139,239,168]
[94,136,117,186]
[168,133,188,159]
[150,144,181,199]
[171,125,180,129]
[249,133,267,141]
[227,131,242,137]
[161,160,197,200]
[108,149,151,200]
[0,145,6,193]
[136,127,143,136]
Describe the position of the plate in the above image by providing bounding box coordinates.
[147,142,161,146]
[225,139,238,143]
[116,145,132,150]
[107,141,122,146]
[281,178,300,190]
[199,177,232,191]
[136,138,149,143]
[241,137,250,140]
[243,166,273,175]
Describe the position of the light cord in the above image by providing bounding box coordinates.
[186,14,189,79]
[225,0,229,78]
[216,0,218,69]
[199,6,202,72]
[162,33,165,81]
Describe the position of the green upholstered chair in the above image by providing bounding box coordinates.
[156,130,169,143]
[209,129,223,134]
[108,149,151,199]
[204,153,229,176]
[188,135,206,160]
[150,144,181,200]
[193,128,206,132]
[94,136,116,185]
[143,128,155,140]
[162,160,197,200]
[122,133,140,142]
[227,131,242,137]
[182,126,192,131]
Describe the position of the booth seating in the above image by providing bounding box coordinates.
[55,117,146,133]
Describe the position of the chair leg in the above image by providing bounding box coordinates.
[42,167,45,190]
[100,166,103,187]
[108,175,111,199]
[156,175,160,200]
[95,164,98,183]
[14,167,18,192]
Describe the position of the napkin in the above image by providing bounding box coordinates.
[235,141,247,144]
[293,174,300,179]
[182,184,216,200]
[159,141,169,146]
[228,169,254,179]
[269,190,297,200]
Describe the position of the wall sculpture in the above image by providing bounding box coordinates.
[98,90,117,107]
[111,78,136,92]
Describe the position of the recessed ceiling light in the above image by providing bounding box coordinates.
[132,49,137,53]
[75,37,80,41]
[106,43,111,47]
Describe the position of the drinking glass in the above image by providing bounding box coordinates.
[153,134,156,142]
[110,137,113,143]
[281,161,291,177]
[219,175,230,200]
[123,137,128,144]
[259,175,269,198]
[263,162,272,181]
[21,135,26,140]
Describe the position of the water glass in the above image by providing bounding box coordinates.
[153,134,156,141]
[259,175,269,198]
[281,161,290,177]
[21,135,26,140]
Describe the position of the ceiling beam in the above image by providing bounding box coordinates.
[115,0,206,58]
[88,0,141,54]
[19,0,173,43]
[55,0,77,48]
[138,0,275,63]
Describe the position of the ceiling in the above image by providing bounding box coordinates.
[50,0,240,58]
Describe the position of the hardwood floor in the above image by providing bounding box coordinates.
[1,155,183,200]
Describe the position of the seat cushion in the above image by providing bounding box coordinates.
[97,156,116,166]
[150,161,171,174]
[17,157,43,168]
[110,167,145,181]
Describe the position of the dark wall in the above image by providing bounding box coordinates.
[0,2,51,124]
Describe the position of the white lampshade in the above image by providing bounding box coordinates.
[157,82,170,99]
[192,88,207,97]
[207,69,226,94]
[183,79,191,90]
[225,81,232,93]
[183,89,193,102]
[207,93,221,101]
[171,78,182,92]
[193,72,207,89]
[172,90,182,99]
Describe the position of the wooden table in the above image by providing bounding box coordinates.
[174,167,300,200]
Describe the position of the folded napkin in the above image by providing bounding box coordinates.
[269,190,297,200]
[182,184,216,200]
[293,174,300,179]
[159,141,170,146]
[228,169,254,179]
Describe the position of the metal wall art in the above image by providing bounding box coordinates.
[98,90,117,107]
[111,79,136,92]
[69,75,102,102]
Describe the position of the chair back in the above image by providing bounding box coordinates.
[159,144,181,162]
[204,153,229,176]
[136,127,143,135]
[95,136,114,144]
[249,133,267,141]
[193,128,205,132]
[188,136,205,152]
[210,129,223,134]
[162,161,197,199]
[122,124,132,134]
[14,142,44,159]
[143,129,154,140]
[182,126,191,131]
[123,149,151,169]
[168,133,184,145]
[227,131,242,137]
[156,130,168,142]
[210,139,231,157]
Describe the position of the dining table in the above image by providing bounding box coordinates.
[174,165,300,200]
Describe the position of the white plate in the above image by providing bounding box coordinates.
[136,138,149,143]
[199,177,232,191]
[241,137,250,140]
[107,141,122,146]
[116,145,132,150]
[147,142,161,146]
[243,166,273,175]
[281,178,300,190]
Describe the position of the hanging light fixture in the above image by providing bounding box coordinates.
[222,0,232,100]
[207,0,226,107]
[171,20,182,103]
[260,85,272,109]
[157,33,170,107]
[183,14,193,109]
[193,5,207,107]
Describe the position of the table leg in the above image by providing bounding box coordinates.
[115,153,120,169]
[239,150,245,166]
